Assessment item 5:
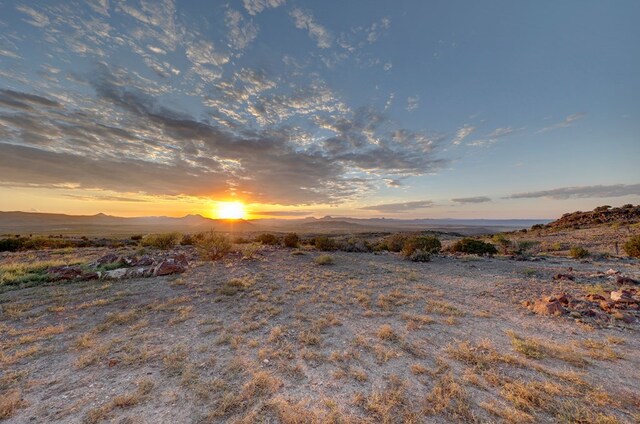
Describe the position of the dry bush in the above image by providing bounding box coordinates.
[314,255,334,265]
[141,232,181,250]
[623,235,640,258]
[283,233,300,248]
[0,390,26,420]
[196,231,231,260]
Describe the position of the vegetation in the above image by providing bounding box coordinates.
[623,235,640,258]
[195,231,231,260]
[282,233,299,248]
[141,232,181,250]
[255,233,279,245]
[491,234,513,254]
[401,235,441,257]
[450,238,498,256]
[569,246,589,259]
[314,236,336,251]
[314,254,334,265]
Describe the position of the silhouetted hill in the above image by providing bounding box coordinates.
[541,204,639,230]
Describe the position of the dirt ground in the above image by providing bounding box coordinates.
[1,247,639,423]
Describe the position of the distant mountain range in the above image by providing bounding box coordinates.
[0,211,551,236]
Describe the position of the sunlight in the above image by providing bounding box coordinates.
[215,201,247,220]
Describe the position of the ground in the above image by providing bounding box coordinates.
[1,246,639,423]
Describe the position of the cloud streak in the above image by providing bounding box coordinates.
[505,184,640,200]
[452,196,491,204]
[359,200,434,213]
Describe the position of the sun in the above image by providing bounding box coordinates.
[216,201,247,220]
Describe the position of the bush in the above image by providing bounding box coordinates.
[450,238,498,256]
[339,237,372,253]
[401,236,441,257]
[491,234,514,254]
[131,234,143,241]
[314,236,336,251]
[406,249,431,262]
[379,233,409,252]
[241,243,261,259]
[569,246,589,259]
[180,234,195,245]
[623,235,640,258]
[314,254,334,265]
[0,237,27,252]
[196,231,231,260]
[255,233,279,245]
[142,232,181,250]
[283,233,299,248]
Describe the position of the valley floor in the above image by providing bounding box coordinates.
[1,248,639,423]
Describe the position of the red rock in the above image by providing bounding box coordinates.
[553,273,574,281]
[532,297,566,316]
[48,265,83,280]
[585,293,605,301]
[153,261,186,276]
[611,290,635,302]
[97,253,120,265]
[617,276,639,286]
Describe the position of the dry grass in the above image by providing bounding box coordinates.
[507,331,588,366]
[0,389,26,420]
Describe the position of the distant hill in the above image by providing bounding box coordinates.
[541,204,639,230]
[0,211,254,235]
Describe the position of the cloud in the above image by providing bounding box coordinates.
[255,210,314,216]
[505,184,640,200]
[225,9,258,51]
[406,96,419,112]
[452,196,491,204]
[359,200,434,213]
[243,0,286,15]
[538,113,585,133]
[62,194,149,203]
[468,127,515,147]
[452,125,475,145]
[16,5,50,27]
[290,8,332,49]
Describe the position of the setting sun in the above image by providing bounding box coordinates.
[215,201,247,220]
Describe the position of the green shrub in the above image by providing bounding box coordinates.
[131,234,143,241]
[339,237,372,253]
[241,243,261,259]
[0,237,27,252]
[623,235,640,258]
[450,238,498,256]
[379,233,409,252]
[314,236,336,251]
[401,236,441,257]
[283,233,299,248]
[180,234,195,245]
[491,234,513,254]
[314,254,334,265]
[196,231,231,260]
[569,246,589,259]
[142,232,181,250]
[255,233,279,245]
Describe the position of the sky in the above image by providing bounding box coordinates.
[0,0,638,219]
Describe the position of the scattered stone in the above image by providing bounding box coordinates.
[553,273,574,281]
[47,265,84,280]
[530,295,567,316]
[611,290,636,303]
[103,268,128,279]
[153,261,186,276]
[616,276,639,286]
[96,253,120,266]
[605,268,620,275]
[134,255,154,266]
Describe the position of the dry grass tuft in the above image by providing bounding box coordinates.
[0,389,26,420]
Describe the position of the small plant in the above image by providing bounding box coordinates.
[450,238,498,256]
[491,234,513,254]
[569,246,589,259]
[623,235,640,258]
[405,249,431,262]
[378,233,409,252]
[196,231,231,260]
[314,236,336,251]
[314,254,334,265]
[241,243,261,259]
[141,232,181,250]
[401,235,441,257]
[255,233,279,245]
[283,233,299,248]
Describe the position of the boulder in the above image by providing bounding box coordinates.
[133,255,154,266]
[103,268,128,279]
[96,253,120,266]
[553,273,574,281]
[153,261,186,276]
[611,290,635,303]
[48,265,83,280]
[616,276,639,286]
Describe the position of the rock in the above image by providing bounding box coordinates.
[616,276,639,286]
[569,311,582,318]
[133,255,154,266]
[605,268,620,275]
[611,290,635,303]
[153,261,186,276]
[553,273,574,281]
[531,296,566,316]
[103,268,128,279]
[585,293,605,301]
[125,267,154,278]
[48,265,83,280]
[81,272,100,280]
[96,253,120,266]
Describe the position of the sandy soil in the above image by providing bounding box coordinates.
[1,247,639,423]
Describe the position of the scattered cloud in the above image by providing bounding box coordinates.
[359,200,434,213]
[468,127,515,147]
[255,210,314,216]
[62,193,149,203]
[452,125,475,145]
[452,196,491,204]
[290,8,332,49]
[225,9,258,51]
[16,5,50,27]
[243,0,286,15]
[505,184,640,200]
[538,112,585,133]
[406,96,419,112]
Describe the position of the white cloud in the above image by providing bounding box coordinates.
[16,5,50,27]
[406,96,419,112]
[538,112,585,133]
[243,0,286,15]
[452,125,475,145]
[225,9,258,51]
[290,8,332,49]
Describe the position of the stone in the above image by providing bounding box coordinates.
[605,268,619,275]
[96,253,120,265]
[616,276,639,286]
[125,267,154,278]
[48,265,83,280]
[134,255,154,266]
[153,261,186,276]
[103,268,127,279]
[611,290,635,303]
[531,296,566,316]
[553,273,574,281]
[585,293,605,301]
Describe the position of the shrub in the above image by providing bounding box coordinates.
[491,234,514,254]
[142,232,181,250]
[339,237,372,253]
[569,246,589,259]
[196,231,231,260]
[180,234,195,245]
[531,224,545,230]
[130,234,143,241]
[241,243,261,260]
[406,249,431,262]
[450,238,498,256]
[314,254,334,265]
[623,235,640,258]
[255,233,279,245]
[314,236,336,251]
[401,236,441,257]
[283,233,299,248]
[379,233,409,252]
[0,237,27,252]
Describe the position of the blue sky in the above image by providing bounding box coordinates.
[0,0,638,218]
